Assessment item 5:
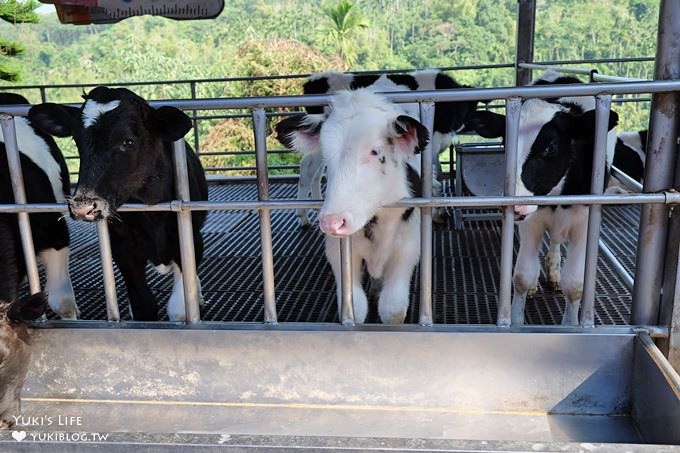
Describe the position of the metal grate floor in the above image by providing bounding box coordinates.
[24,182,640,325]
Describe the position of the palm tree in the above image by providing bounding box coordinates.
[321,0,369,68]
[0,0,40,81]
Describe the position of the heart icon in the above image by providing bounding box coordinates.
[12,431,26,442]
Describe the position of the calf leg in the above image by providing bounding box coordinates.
[113,251,158,321]
[326,237,368,323]
[297,153,323,228]
[39,247,79,320]
[378,241,419,324]
[512,219,543,325]
[561,227,588,326]
[545,236,562,290]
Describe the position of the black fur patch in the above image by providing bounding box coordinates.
[433,73,478,136]
[613,139,644,182]
[350,74,380,89]
[303,77,331,114]
[403,163,421,222]
[639,130,648,153]
[363,216,378,241]
[386,74,418,90]
[274,115,322,150]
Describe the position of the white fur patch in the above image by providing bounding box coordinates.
[82,100,120,128]
[0,117,65,203]
[410,69,438,90]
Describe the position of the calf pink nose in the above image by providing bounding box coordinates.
[320,213,349,236]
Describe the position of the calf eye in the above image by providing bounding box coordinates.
[370,149,379,156]
[543,143,558,156]
[121,138,135,149]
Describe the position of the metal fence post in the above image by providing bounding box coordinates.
[190,81,200,154]
[96,220,120,321]
[498,97,521,326]
[419,101,435,326]
[172,138,202,324]
[0,114,40,295]
[252,107,278,324]
[632,0,680,326]
[580,95,613,327]
[340,237,355,326]
[515,0,536,86]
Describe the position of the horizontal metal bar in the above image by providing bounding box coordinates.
[610,166,643,192]
[25,319,669,337]
[519,63,647,83]
[1,192,677,214]
[3,80,680,115]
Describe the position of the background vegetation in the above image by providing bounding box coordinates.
[0,0,660,175]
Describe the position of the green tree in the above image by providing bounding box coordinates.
[0,0,38,81]
[320,0,368,68]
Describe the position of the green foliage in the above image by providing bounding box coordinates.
[0,0,38,81]
[0,0,661,174]
[320,0,369,68]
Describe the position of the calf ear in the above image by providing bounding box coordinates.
[392,115,429,156]
[28,103,80,137]
[571,109,619,138]
[274,114,325,156]
[465,110,506,139]
[7,292,48,323]
[152,106,192,142]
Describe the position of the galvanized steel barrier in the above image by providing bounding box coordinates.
[1,79,679,338]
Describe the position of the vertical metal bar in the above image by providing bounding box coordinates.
[172,138,201,324]
[0,114,40,295]
[669,243,680,370]
[498,97,521,326]
[339,237,354,326]
[419,101,435,326]
[190,82,200,154]
[515,0,536,86]
[252,108,277,324]
[96,220,119,321]
[632,0,680,326]
[454,143,464,230]
[581,95,613,327]
[39,87,47,103]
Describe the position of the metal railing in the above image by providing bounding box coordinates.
[1,79,679,336]
[1,57,655,180]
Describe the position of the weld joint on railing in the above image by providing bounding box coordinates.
[634,325,669,338]
[170,200,184,212]
[664,190,680,205]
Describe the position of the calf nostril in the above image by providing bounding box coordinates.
[92,202,97,209]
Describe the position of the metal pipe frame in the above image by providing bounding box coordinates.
[598,239,634,291]
[518,63,646,83]
[172,139,202,324]
[339,237,354,326]
[581,95,613,327]
[419,102,435,326]
[498,98,521,326]
[0,79,678,330]
[96,220,120,321]
[252,108,278,324]
[610,166,643,192]
[632,0,680,327]
[515,0,536,86]
[0,114,41,295]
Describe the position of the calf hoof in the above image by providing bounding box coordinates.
[0,418,13,430]
[527,286,538,298]
[297,211,312,228]
[378,308,407,325]
[50,293,80,320]
[548,279,561,291]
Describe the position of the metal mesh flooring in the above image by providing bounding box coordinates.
[25,182,640,325]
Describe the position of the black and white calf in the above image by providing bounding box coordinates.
[29,87,209,321]
[467,92,618,325]
[293,69,477,226]
[276,89,429,324]
[0,93,78,319]
[612,130,647,184]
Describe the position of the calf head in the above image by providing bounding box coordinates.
[0,293,47,428]
[467,99,618,220]
[28,87,192,221]
[276,90,428,236]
